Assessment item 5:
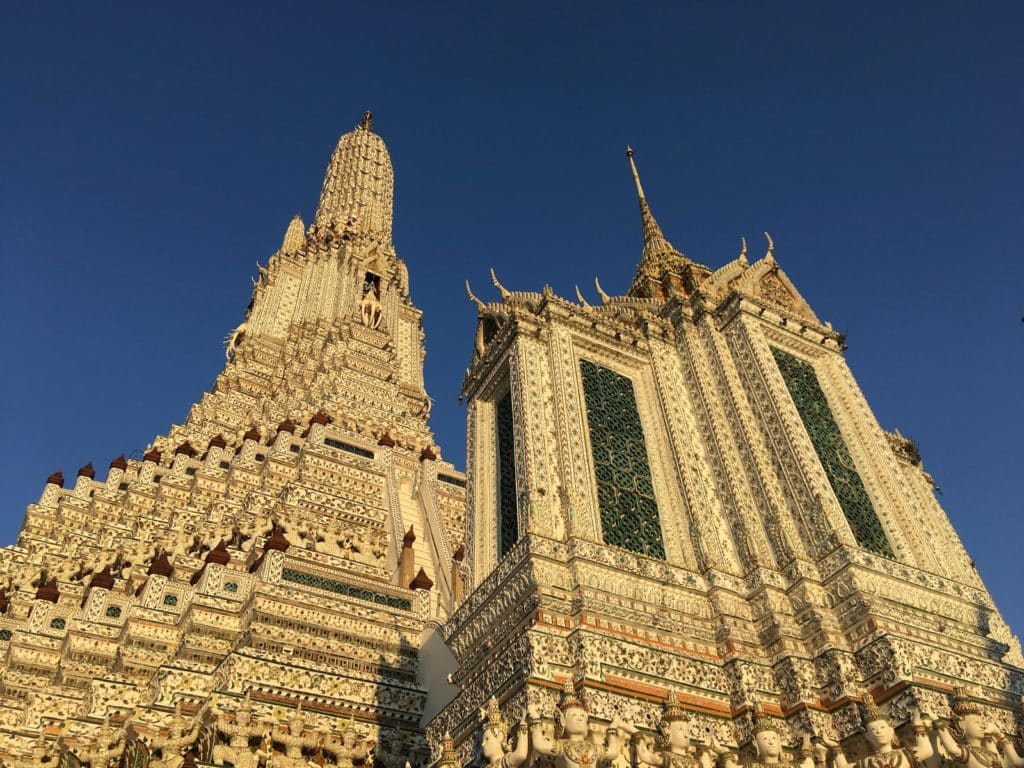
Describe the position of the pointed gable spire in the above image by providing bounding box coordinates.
[626,146,683,263]
[624,147,691,300]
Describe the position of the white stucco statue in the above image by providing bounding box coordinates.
[527,680,628,768]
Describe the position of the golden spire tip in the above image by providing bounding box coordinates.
[626,146,645,200]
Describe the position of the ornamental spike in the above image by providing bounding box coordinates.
[465,280,485,312]
[490,268,511,301]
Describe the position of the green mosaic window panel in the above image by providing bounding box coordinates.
[770,347,894,558]
[495,392,519,558]
[50,618,66,630]
[105,605,122,618]
[281,569,412,610]
[0,629,11,641]
[163,594,178,606]
[579,359,666,560]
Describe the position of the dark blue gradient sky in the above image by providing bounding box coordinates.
[1,3,1021,632]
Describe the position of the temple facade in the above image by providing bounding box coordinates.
[0,117,1020,768]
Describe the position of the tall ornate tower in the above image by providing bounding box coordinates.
[432,148,1021,762]
[0,114,467,764]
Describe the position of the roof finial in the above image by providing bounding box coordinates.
[764,232,775,263]
[465,280,485,312]
[490,268,511,302]
[739,237,749,266]
[624,146,681,266]
[359,110,373,131]
[594,277,611,304]
[626,146,646,201]
[574,285,592,310]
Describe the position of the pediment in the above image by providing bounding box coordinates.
[735,257,820,323]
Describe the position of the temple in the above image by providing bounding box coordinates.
[0,117,1020,768]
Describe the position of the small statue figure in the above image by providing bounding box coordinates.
[934,688,1019,768]
[479,697,529,768]
[622,691,724,768]
[720,706,812,768]
[527,680,628,768]
[360,285,383,330]
[148,701,206,768]
[187,535,210,557]
[820,692,934,768]
[27,733,56,767]
[212,692,260,768]
[80,716,126,768]
[227,523,252,552]
[276,704,314,768]
[330,716,375,768]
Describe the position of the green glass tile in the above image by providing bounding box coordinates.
[771,347,894,558]
[281,569,412,610]
[580,359,666,559]
[496,392,519,558]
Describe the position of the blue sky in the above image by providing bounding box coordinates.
[1,3,1021,632]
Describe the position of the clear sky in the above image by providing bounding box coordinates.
[1,4,1021,633]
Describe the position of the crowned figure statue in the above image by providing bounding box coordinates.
[620,690,725,768]
[331,715,376,768]
[479,697,529,768]
[721,704,813,768]
[934,688,1023,768]
[820,691,934,768]
[527,680,628,768]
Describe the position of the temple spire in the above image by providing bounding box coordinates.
[625,146,683,262]
[314,111,394,244]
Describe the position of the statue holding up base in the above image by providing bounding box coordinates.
[934,689,1023,768]
[480,697,530,768]
[148,702,207,768]
[621,691,726,768]
[721,705,813,768]
[329,716,376,768]
[820,692,934,768]
[527,681,628,768]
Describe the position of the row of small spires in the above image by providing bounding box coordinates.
[1,518,450,614]
[43,410,441,487]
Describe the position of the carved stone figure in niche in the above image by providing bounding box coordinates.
[721,707,812,768]
[227,524,252,552]
[820,693,934,768]
[148,702,207,768]
[934,689,1022,768]
[479,697,529,768]
[622,691,724,768]
[331,716,375,768]
[275,704,317,768]
[300,527,325,552]
[211,692,260,768]
[528,680,628,768]
[67,716,125,768]
[360,273,383,329]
